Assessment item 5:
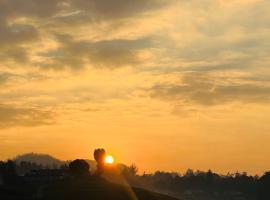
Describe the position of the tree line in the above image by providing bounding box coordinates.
[121,165,270,200]
[1,151,269,200]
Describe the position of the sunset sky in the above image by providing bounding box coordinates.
[0,0,270,175]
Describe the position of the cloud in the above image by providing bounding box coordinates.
[1,0,268,73]
[38,35,153,69]
[149,72,270,106]
[0,0,66,65]
[0,3,40,64]
[0,104,54,129]
[69,0,172,20]
[0,73,14,85]
[0,0,172,25]
[0,0,269,115]
[0,0,64,19]
[0,72,25,86]
[0,0,166,70]
[0,23,39,64]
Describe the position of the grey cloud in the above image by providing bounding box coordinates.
[0,0,165,69]
[0,0,64,19]
[39,35,153,69]
[0,73,14,85]
[149,73,270,106]
[0,72,48,86]
[0,0,269,74]
[153,1,270,75]
[0,24,39,45]
[0,0,172,25]
[50,0,175,28]
[0,0,65,64]
[0,46,30,63]
[0,25,37,64]
[0,72,26,85]
[0,105,54,129]
[0,21,39,58]
[0,8,40,64]
[69,0,172,19]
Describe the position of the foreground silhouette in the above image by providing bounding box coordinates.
[258,172,270,200]
[0,172,179,200]
[0,149,179,200]
[1,152,270,200]
[39,178,179,200]
[69,159,90,177]
[94,148,106,176]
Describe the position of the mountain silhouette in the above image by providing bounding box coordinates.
[14,153,65,167]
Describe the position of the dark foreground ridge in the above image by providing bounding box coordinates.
[0,178,179,200]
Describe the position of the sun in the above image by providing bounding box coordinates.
[105,155,114,164]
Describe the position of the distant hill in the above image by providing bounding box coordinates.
[14,153,65,167]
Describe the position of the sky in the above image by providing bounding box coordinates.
[0,0,270,175]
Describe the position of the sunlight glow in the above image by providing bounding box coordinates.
[105,155,114,164]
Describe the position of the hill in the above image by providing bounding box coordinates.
[14,153,65,167]
[42,178,179,200]
[0,178,180,200]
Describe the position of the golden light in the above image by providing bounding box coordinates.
[105,155,114,164]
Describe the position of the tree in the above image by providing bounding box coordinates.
[122,164,138,177]
[69,159,90,177]
[206,170,214,185]
[258,172,270,200]
[0,160,18,184]
[185,169,194,177]
[94,148,106,176]
[128,164,138,176]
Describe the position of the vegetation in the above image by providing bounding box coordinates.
[0,159,178,200]
[122,165,270,200]
[94,148,106,176]
[0,153,269,200]
[69,159,90,177]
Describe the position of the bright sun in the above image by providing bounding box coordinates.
[105,155,114,164]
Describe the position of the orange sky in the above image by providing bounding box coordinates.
[0,0,270,175]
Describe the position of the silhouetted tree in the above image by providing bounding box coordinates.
[69,159,90,177]
[15,161,44,175]
[258,172,270,200]
[122,164,138,178]
[0,160,18,184]
[128,164,138,176]
[185,169,194,177]
[0,161,4,184]
[206,170,214,185]
[94,148,106,176]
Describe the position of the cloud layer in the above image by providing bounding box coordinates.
[0,104,53,128]
[0,0,269,124]
[150,72,270,106]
